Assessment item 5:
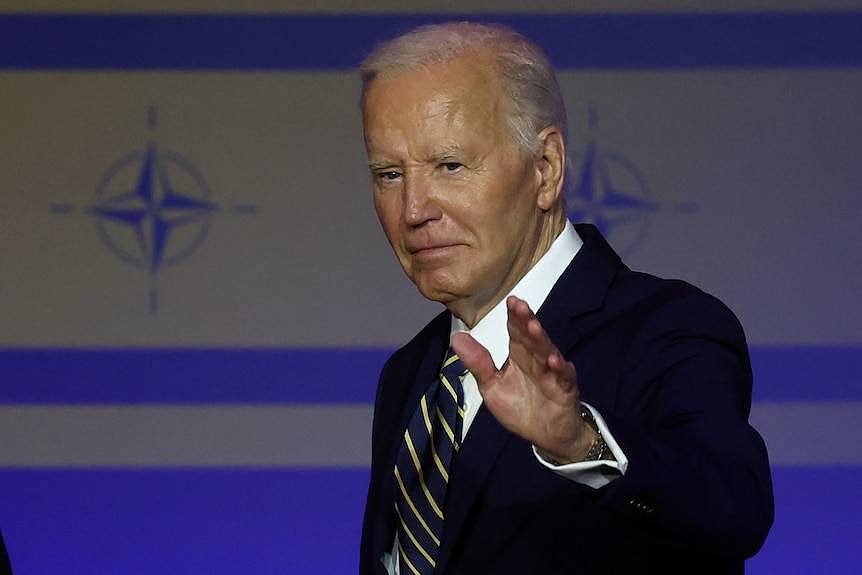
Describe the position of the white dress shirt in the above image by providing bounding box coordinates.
[383,221,629,574]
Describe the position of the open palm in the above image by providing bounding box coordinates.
[451,296,595,463]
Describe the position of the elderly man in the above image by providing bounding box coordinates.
[358,22,772,575]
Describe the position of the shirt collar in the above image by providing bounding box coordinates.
[450,220,583,369]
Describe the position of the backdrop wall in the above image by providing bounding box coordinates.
[1,3,860,573]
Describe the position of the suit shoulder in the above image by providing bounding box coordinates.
[612,269,747,345]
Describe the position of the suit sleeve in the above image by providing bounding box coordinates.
[597,290,774,560]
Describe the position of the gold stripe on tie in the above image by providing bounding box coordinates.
[438,374,465,418]
[397,540,422,575]
[442,353,461,369]
[396,505,437,567]
[394,466,442,546]
[404,430,444,519]
[435,407,458,452]
[420,397,450,482]
[439,373,459,403]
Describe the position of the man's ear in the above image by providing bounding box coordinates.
[535,126,566,211]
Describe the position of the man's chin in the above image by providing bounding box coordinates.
[412,275,464,307]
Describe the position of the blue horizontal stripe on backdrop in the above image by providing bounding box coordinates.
[0,468,370,575]
[0,13,861,70]
[0,466,858,574]
[0,347,859,403]
[0,348,390,404]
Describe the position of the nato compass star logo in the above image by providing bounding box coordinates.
[50,107,256,314]
[568,107,695,257]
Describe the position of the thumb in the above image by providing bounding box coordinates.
[450,331,498,385]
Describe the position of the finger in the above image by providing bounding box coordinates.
[505,297,540,353]
[505,296,534,337]
[506,298,578,395]
[546,350,578,392]
[450,331,498,386]
[507,297,552,350]
[506,297,557,369]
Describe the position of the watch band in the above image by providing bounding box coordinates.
[580,404,609,461]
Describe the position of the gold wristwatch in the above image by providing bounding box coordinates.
[580,404,609,461]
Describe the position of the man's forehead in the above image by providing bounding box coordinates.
[372,47,497,85]
[365,51,500,109]
[364,58,504,136]
[363,97,501,163]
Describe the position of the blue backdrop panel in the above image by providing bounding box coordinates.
[0,469,369,574]
[1,467,859,573]
[1,13,861,70]
[748,467,862,573]
[0,349,390,404]
[1,347,860,403]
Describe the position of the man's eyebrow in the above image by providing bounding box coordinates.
[367,161,398,171]
[367,147,471,170]
[427,146,463,163]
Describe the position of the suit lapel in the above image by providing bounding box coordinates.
[540,223,622,354]
[540,223,624,411]
[436,402,513,570]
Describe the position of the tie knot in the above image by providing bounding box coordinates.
[441,348,468,381]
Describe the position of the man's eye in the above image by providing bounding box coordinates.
[377,171,402,182]
[442,162,463,172]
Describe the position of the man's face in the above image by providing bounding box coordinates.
[363,53,546,324]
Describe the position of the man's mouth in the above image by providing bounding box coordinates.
[408,243,464,258]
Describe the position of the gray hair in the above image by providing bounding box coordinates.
[359,22,568,158]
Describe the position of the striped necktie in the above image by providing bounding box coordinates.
[394,348,466,575]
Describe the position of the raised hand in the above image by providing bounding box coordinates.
[451,295,598,464]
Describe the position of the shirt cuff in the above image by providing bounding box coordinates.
[532,403,629,489]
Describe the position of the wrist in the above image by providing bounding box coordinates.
[538,404,609,465]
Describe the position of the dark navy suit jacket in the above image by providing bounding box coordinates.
[0,530,11,574]
[360,224,773,574]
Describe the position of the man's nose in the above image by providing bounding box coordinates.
[402,175,442,227]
